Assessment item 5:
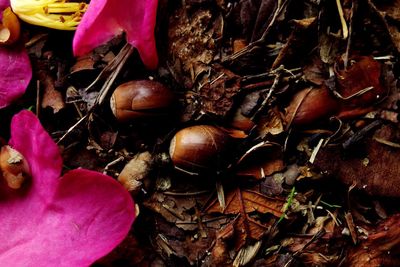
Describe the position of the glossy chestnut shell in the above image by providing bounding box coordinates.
[169,125,232,173]
[110,80,174,122]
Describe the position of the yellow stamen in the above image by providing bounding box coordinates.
[10,0,87,30]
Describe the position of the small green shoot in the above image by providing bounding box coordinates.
[277,186,296,224]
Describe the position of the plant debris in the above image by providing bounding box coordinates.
[2,0,400,266]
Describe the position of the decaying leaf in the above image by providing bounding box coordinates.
[256,108,285,137]
[346,213,400,266]
[236,142,285,179]
[168,4,222,89]
[282,215,341,266]
[197,65,242,117]
[206,188,285,250]
[37,69,66,113]
[372,0,400,53]
[335,56,386,112]
[314,124,400,197]
[144,191,212,231]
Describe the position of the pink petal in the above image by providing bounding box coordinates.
[0,45,32,108]
[0,0,9,16]
[73,0,158,69]
[0,111,135,266]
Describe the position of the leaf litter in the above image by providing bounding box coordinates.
[2,0,400,266]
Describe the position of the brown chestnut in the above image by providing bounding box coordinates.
[169,125,232,174]
[110,80,174,122]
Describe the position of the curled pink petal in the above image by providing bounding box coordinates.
[73,0,158,69]
[0,111,135,266]
[0,0,8,15]
[0,45,32,108]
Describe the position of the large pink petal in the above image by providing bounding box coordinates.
[0,45,31,108]
[0,111,135,266]
[73,0,158,69]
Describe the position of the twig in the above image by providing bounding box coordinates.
[56,43,135,144]
[103,156,125,174]
[56,114,88,144]
[331,86,374,100]
[344,0,357,68]
[342,120,381,149]
[36,80,40,117]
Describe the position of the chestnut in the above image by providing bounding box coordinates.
[0,145,30,189]
[169,125,232,174]
[110,80,174,122]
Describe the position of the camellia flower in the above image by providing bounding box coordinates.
[0,110,135,266]
[0,0,31,108]
[73,0,159,69]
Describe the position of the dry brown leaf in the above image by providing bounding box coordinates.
[373,0,400,53]
[314,124,400,197]
[197,65,242,118]
[335,56,385,109]
[345,213,400,266]
[37,72,66,113]
[206,188,284,250]
[144,192,212,231]
[207,188,284,217]
[236,142,285,179]
[257,108,284,137]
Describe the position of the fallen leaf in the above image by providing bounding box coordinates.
[236,142,285,179]
[37,68,66,113]
[206,188,284,249]
[227,0,278,42]
[144,191,209,231]
[198,65,242,118]
[335,56,386,109]
[373,0,400,53]
[314,124,400,197]
[346,213,400,266]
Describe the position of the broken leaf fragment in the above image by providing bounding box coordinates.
[0,111,135,266]
[10,0,87,30]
